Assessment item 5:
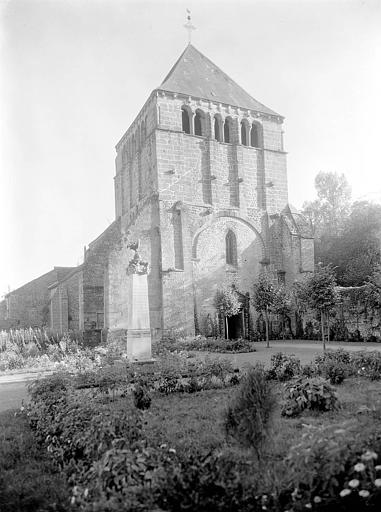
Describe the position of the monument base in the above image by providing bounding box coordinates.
[126,329,152,361]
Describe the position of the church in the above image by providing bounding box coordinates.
[105,44,314,345]
[0,43,314,342]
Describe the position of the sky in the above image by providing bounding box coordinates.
[1,0,381,295]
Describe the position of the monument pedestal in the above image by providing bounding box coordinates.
[126,272,152,361]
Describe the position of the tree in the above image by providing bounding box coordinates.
[306,264,338,351]
[252,273,277,348]
[318,201,381,285]
[213,286,241,340]
[291,279,310,338]
[273,285,292,339]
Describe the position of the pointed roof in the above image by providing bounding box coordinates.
[160,44,281,117]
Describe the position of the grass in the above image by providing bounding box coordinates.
[1,374,381,510]
[138,377,381,490]
[0,410,71,512]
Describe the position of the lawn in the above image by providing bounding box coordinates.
[1,348,381,511]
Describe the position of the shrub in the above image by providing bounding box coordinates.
[156,451,263,512]
[268,352,301,381]
[224,366,276,457]
[158,335,256,354]
[281,377,339,417]
[133,384,151,410]
[323,360,347,384]
[351,351,381,381]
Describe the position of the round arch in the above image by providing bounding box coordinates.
[191,213,266,260]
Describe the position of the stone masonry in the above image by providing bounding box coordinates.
[106,44,314,343]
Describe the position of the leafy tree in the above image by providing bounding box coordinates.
[273,285,292,339]
[306,264,338,351]
[302,172,351,239]
[319,201,381,285]
[291,279,310,338]
[213,286,241,340]
[252,273,277,348]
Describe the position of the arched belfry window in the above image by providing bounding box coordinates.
[194,109,206,136]
[214,115,223,142]
[241,120,249,146]
[224,117,233,143]
[226,230,237,266]
[250,123,261,148]
[181,106,191,134]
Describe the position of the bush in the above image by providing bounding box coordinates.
[159,335,256,354]
[351,351,381,380]
[133,384,151,410]
[268,352,301,381]
[224,366,276,456]
[281,377,339,417]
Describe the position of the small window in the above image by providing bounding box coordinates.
[214,115,222,142]
[182,106,191,134]
[250,123,260,148]
[226,230,237,266]
[194,109,205,136]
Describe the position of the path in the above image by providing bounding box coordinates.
[196,340,381,368]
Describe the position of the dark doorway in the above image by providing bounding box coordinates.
[226,312,244,340]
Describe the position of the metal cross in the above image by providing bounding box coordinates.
[184,9,196,44]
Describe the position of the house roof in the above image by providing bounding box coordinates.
[159,44,281,117]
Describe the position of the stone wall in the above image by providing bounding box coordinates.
[0,267,74,330]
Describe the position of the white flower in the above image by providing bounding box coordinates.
[375,479,381,487]
[348,479,359,488]
[359,490,370,498]
[340,489,352,497]
[313,496,322,503]
[354,463,366,472]
[361,450,378,461]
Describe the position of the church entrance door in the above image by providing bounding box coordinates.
[226,310,245,340]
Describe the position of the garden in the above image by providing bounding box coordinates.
[1,347,381,511]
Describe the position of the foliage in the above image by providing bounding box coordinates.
[160,335,256,354]
[303,171,352,238]
[281,377,339,417]
[303,172,381,286]
[224,366,276,456]
[252,273,278,347]
[133,384,152,410]
[268,352,301,381]
[213,286,242,318]
[252,273,277,314]
[306,263,338,312]
[365,265,381,311]
[0,410,71,512]
[0,328,102,373]
[156,451,263,512]
[284,418,381,511]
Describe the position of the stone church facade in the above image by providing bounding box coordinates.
[106,44,314,343]
[0,44,314,341]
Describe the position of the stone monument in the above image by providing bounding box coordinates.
[125,241,152,361]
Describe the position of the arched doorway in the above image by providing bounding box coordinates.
[218,290,250,340]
